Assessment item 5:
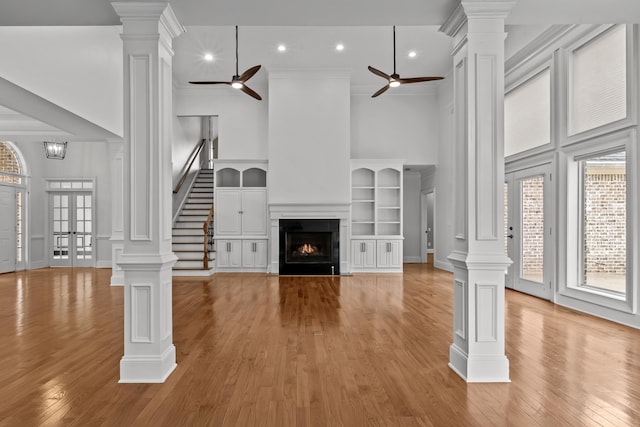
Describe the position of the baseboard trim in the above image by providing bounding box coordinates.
[435,260,454,272]
[119,345,177,383]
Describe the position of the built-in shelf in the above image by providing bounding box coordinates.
[350,164,403,237]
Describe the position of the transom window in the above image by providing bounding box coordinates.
[570,25,627,135]
[505,69,551,157]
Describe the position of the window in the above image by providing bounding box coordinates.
[505,69,551,157]
[570,25,627,135]
[579,151,626,295]
[0,141,22,185]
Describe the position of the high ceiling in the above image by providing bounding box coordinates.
[1,0,639,26]
[173,25,454,94]
[0,0,638,140]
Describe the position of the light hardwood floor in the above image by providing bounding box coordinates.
[1,265,640,426]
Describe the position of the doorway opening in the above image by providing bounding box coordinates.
[421,190,435,265]
[47,180,95,267]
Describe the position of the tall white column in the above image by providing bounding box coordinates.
[112,2,184,383]
[440,0,514,383]
[109,139,124,286]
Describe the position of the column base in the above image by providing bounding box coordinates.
[110,240,124,286]
[449,344,510,383]
[119,344,177,383]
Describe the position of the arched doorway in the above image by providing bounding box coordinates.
[0,141,26,273]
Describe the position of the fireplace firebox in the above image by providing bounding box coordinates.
[279,219,340,275]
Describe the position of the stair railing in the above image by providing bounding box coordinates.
[173,138,207,194]
[203,205,214,269]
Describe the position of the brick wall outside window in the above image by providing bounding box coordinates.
[584,168,626,274]
[0,142,21,185]
[509,168,625,276]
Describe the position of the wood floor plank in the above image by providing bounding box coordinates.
[1,265,640,425]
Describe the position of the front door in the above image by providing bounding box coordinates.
[505,164,553,300]
[50,192,93,267]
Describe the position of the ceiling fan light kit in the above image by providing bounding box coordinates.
[189,25,262,100]
[368,26,443,97]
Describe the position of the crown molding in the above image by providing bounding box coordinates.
[440,4,466,38]
[462,1,516,20]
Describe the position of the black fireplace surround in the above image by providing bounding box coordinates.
[279,219,340,275]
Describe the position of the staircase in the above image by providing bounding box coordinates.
[172,169,215,276]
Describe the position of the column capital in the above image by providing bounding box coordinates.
[462,1,516,20]
[112,2,185,40]
[440,1,515,38]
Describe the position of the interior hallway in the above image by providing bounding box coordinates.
[1,265,639,426]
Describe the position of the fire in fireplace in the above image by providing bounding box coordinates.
[295,243,318,256]
[279,219,340,275]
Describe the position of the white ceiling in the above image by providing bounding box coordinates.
[0,105,71,141]
[1,0,639,26]
[173,25,454,95]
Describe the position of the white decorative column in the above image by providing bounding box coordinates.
[109,139,124,286]
[112,2,184,383]
[440,1,514,382]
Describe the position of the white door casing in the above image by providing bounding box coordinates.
[0,186,16,273]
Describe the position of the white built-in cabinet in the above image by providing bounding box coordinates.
[214,161,268,271]
[350,161,404,272]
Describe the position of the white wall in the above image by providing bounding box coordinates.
[0,26,123,137]
[173,115,203,180]
[268,71,350,205]
[174,87,268,160]
[427,75,454,272]
[351,93,439,163]
[12,140,113,269]
[403,171,422,262]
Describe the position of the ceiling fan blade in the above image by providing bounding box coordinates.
[240,84,262,101]
[398,76,444,84]
[372,85,390,98]
[189,81,231,85]
[238,65,261,82]
[368,66,391,81]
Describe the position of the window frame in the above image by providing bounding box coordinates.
[559,128,637,313]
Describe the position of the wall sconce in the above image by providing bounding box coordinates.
[44,141,67,160]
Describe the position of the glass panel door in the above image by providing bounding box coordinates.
[50,192,93,267]
[505,164,552,300]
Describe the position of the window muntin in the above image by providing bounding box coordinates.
[505,69,551,157]
[570,25,627,135]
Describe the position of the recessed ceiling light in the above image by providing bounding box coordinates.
[203,53,214,62]
[408,51,417,58]
[277,44,286,52]
[335,43,345,51]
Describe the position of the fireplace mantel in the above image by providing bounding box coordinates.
[268,203,350,274]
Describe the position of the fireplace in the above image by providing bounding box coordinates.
[279,219,340,275]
